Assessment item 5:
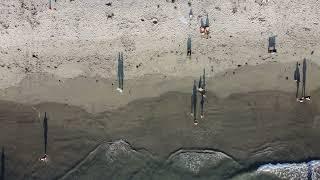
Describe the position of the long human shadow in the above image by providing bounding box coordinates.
[43,112,48,156]
[1,147,4,180]
[200,69,206,118]
[191,80,197,123]
[187,37,191,56]
[302,58,307,98]
[117,52,124,90]
[294,62,300,98]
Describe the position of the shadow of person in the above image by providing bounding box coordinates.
[1,147,4,180]
[187,36,192,56]
[294,62,300,99]
[302,58,307,98]
[192,80,197,123]
[117,52,124,91]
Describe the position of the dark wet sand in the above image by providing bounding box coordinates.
[1,88,320,179]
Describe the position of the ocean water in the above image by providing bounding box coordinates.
[61,140,320,180]
[2,89,320,179]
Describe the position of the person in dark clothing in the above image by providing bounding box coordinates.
[189,9,193,19]
[40,112,48,162]
[1,147,4,180]
[294,62,300,99]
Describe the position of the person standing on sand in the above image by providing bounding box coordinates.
[189,9,193,19]
[268,35,277,53]
[294,62,300,100]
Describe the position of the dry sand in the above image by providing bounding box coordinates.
[0,0,319,89]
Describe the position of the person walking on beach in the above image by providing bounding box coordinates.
[294,62,300,100]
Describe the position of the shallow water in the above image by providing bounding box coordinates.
[1,88,320,179]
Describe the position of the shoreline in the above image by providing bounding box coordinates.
[1,87,320,179]
[0,60,319,113]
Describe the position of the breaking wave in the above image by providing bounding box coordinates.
[59,140,320,180]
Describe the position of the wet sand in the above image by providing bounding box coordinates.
[1,61,320,179]
[0,60,319,113]
[1,88,320,179]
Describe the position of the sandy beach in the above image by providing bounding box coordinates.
[1,0,320,179]
[1,62,320,179]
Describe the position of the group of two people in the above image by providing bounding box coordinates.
[191,70,206,125]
